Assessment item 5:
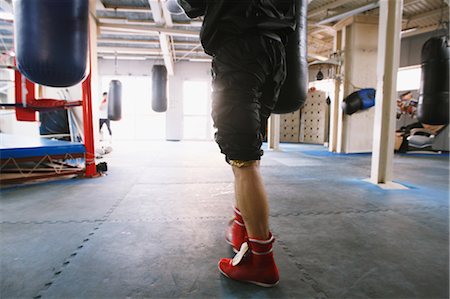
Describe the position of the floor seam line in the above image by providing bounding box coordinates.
[274,233,328,299]
[32,183,133,299]
[270,205,448,218]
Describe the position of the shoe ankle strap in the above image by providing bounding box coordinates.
[248,234,274,244]
[233,206,242,216]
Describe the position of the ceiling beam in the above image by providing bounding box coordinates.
[98,38,160,45]
[0,0,13,13]
[98,47,161,55]
[409,8,443,22]
[161,0,174,27]
[308,53,328,61]
[98,37,200,48]
[98,46,204,55]
[404,0,425,6]
[148,0,164,25]
[99,23,199,37]
[308,0,351,19]
[401,24,442,38]
[309,25,335,36]
[0,24,12,30]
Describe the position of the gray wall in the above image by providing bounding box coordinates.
[400,29,448,67]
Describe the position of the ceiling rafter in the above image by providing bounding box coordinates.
[408,8,443,22]
[308,0,351,19]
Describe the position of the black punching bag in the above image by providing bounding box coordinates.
[417,36,449,125]
[273,0,308,114]
[108,80,122,121]
[13,0,89,87]
[152,65,168,112]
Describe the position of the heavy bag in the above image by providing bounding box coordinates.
[166,0,185,15]
[273,0,308,114]
[152,65,168,112]
[341,88,376,115]
[417,36,449,125]
[108,80,122,121]
[176,0,206,18]
[13,0,89,87]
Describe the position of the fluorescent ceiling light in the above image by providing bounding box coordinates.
[308,57,341,67]
[189,58,211,62]
[401,27,418,35]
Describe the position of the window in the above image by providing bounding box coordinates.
[101,76,166,140]
[397,66,421,92]
[183,80,213,140]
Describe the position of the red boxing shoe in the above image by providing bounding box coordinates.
[218,233,279,287]
[225,206,247,252]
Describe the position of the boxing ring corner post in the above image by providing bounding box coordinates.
[82,64,99,178]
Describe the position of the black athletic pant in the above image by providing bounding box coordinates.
[99,118,112,135]
[211,34,286,162]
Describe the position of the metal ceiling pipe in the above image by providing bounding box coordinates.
[316,1,380,25]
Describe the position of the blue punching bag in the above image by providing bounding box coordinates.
[152,65,168,112]
[13,0,89,87]
[273,0,308,114]
[341,88,376,115]
[417,36,449,125]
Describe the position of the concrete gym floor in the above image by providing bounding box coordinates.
[1,140,449,299]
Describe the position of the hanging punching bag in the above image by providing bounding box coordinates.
[166,0,185,15]
[152,65,168,112]
[417,36,449,125]
[273,0,308,114]
[108,80,122,121]
[13,0,89,87]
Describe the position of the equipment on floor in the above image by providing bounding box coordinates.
[395,123,448,153]
[13,0,89,87]
[341,88,376,115]
[96,161,108,173]
[108,80,122,121]
[273,0,308,114]
[417,36,449,125]
[152,65,168,112]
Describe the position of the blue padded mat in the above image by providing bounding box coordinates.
[0,134,85,159]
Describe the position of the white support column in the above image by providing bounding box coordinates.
[268,115,280,150]
[369,0,406,189]
[329,29,342,152]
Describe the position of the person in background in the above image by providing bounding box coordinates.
[99,92,112,139]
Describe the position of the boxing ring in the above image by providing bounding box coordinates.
[0,133,86,185]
